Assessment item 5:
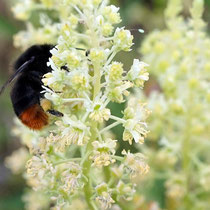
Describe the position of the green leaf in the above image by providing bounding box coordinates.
[0,15,17,38]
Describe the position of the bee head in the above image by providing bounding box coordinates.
[14,44,54,73]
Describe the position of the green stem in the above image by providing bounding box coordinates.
[88,15,101,100]
[182,132,190,172]
[103,166,111,183]
[182,93,193,208]
[81,7,101,210]
[103,160,131,210]
[82,124,98,210]
[111,155,124,161]
[93,62,101,99]
[54,158,81,165]
[99,121,121,134]
[112,194,132,210]
[182,120,191,208]
[109,115,126,123]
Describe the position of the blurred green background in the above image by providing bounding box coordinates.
[1,0,210,209]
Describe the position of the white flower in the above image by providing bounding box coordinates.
[89,48,107,64]
[106,62,124,82]
[200,167,210,191]
[68,69,91,91]
[127,59,149,87]
[103,5,121,24]
[107,81,133,103]
[84,94,110,122]
[26,155,55,178]
[116,181,136,201]
[57,116,90,146]
[5,147,29,174]
[12,1,33,20]
[23,190,50,210]
[102,23,114,36]
[42,69,65,88]
[61,162,83,194]
[113,28,133,51]
[165,175,186,199]
[96,15,104,26]
[90,138,117,167]
[95,183,115,209]
[89,108,110,123]
[123,119,148,144]
[45,133,66,152]
[11,0,150,208]
[14,23,58,49]
[25,154,56,191]
[122,150,149,177]
[123,99,149,144]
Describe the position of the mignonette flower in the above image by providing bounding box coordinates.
[116,180,136,201]
[127,59,149,87]
[102,23,114,37]
[69,70,90,91]
[61,162,82,194]
[123,98,150,144]
[23,191,51,210]
[89,48,107,64]
[108,81,133,103]
[123,119,148,144]
[138,0,210,208]
[90,138,117,167]
[103,5,121,24]
[114,28,134,51]
[8,0,150,209]
[5,147,29,174]
[26,155,54,178]
[111,164,124,179]
[122,150,149,178]
[89,107,110,123]
[55,116,91,146]
[12,1,32,20]
[165,175,186,199]
[85,95,111,123]
[106,62,124,82]
[95,182,115,209]
[45,133,67,152]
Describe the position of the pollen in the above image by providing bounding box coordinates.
[19,104,48,130]
[40,98,52,112]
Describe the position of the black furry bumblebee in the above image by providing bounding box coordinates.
[0,44,63,130]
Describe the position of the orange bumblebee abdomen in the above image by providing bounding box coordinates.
[19,104,48,130]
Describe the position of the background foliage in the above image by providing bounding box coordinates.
[0,0,210,209]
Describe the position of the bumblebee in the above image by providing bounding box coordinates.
[0,44,63,130]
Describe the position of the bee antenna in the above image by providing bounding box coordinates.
[0,56,35,95]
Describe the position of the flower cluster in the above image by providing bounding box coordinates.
[138,0,210,209]
[6,0,150,209]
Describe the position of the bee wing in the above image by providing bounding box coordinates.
[0,56,35,95]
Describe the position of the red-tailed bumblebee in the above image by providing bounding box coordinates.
[0,44,63,130]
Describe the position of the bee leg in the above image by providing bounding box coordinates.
[47,109,64,117]
[40,98,63,117]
